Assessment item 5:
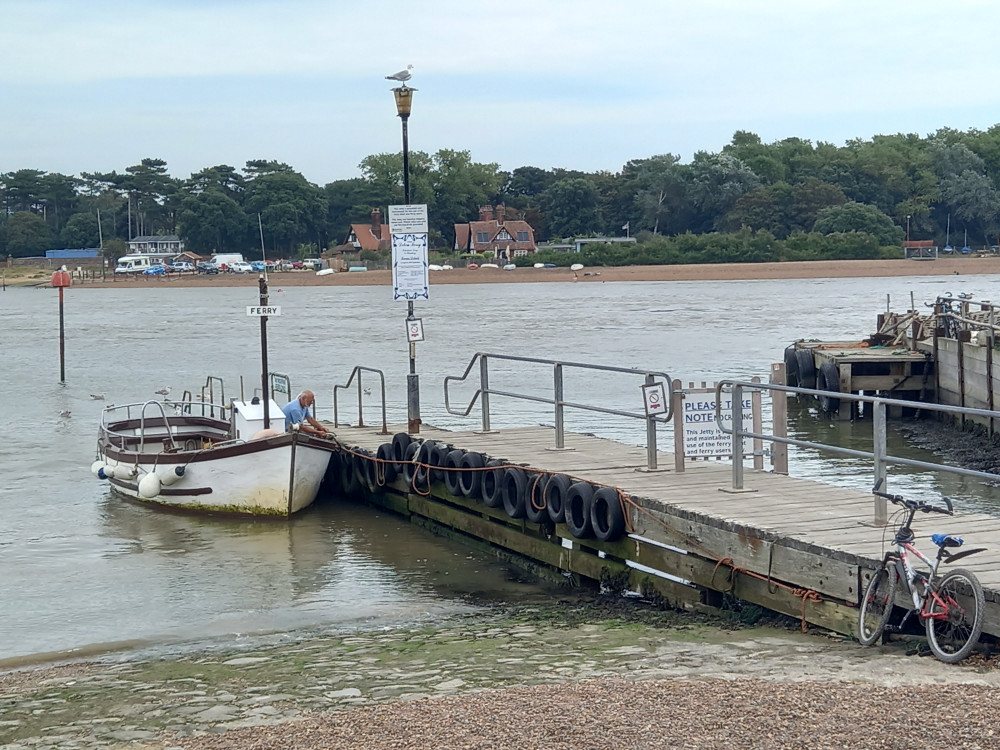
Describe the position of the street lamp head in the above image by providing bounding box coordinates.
[392,86,416,117]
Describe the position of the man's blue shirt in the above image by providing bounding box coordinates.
[281,399,309,430]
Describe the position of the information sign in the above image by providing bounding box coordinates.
[389,204,430,301]
[246,306,281,316]
[681,391,753,458]
[641,382,667,416]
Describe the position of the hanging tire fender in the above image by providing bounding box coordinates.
[565,482,595,539]
[591,486,626,542]
[501,467,528,519]
[443,449,465,496]
[818,361,841,413]
[795,349,816,389]
[458,451,485,498]
[481,459,505,508]
[524,473,549,524]
[545,474,571,524]
[376,442,397,483]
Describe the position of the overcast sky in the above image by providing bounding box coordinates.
[3,0,1000,185]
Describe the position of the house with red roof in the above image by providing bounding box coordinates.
[453,205,537,259]
[343,208,392,253]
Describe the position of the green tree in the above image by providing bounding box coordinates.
[177,189,249,254]
[542,178,602,238]
[813,201,902,245]
[59,213,100,248]
[5,211,53,257]
[243,169,327,256]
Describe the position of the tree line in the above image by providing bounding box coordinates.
[4,124,1000,263]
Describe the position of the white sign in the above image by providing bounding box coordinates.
[246,306,281,316]
[681,392,753,458]
[641,382,667,416]
[389,204,430,301]
[406,317,425,342]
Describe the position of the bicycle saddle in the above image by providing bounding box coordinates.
[931,533,963,548]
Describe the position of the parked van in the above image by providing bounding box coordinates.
[211,253,245,271]
[114,255,154,274]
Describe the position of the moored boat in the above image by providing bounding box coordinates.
[93,391,337,515]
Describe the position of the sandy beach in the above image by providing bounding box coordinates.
[17,256,1000,289]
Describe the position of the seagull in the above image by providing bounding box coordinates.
[155,386,171,397]
[59,410,71,418]
[363,387,372,396]
[385,64,413,83]
[90,393,105,400]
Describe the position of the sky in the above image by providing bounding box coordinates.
[4,0,1000,186]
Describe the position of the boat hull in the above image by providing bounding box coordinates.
[99,429,333,516]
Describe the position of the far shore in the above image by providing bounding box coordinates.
[9,256,1000,289]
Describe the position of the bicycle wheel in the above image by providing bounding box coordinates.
[858,563,897,647]
[925,567,984,663]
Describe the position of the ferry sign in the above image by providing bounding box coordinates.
[246,305,282,316]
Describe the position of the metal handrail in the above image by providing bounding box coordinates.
[333,366,389,434]
[714,378,1000,524]
[99,400,231,449]
[444,352,674,469]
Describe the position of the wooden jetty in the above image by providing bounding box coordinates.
[325,422,1000,643]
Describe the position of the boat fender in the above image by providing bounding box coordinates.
[480,459,505,508]
[501,467,528,519]
[338,452,362,496]
[391,432,412,472]
[138,472,161,498]
[159,465,186,486]
[113,464,137,480]
[401,441,421,486]
[443,449,465,496]
[376,443,398,483]
[544,474,572,524]
[590,487,626,542]
[458,452,485,498]
[97,466,114,480]
[524,473,549,524]
[565,482,595,539]
[91,460,106,478]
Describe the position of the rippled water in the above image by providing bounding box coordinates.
[2,272,998,662]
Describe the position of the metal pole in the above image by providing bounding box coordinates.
[644,373,657,470]
[554,363,565,449]
[58,287,66,383]
[873,400,888,525]
[259,275,270,430]
[480,355,491,432]
[731,384,744,490]
[400,107,420,434]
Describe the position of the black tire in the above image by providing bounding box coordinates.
[591,487,626,542]
[784,345,799,387]
[339,452,361,496]
[414,440,436,487]
[354,451,377,492]
[818,361,840,414]
[565,482,595,539]
[391,432,411,472]
[795,348,816,389]
[525,473,549,524]
[443,449,465,496]
[481,459,505,508]
[545,474,571,524]
[501,467,528,519]
[458,452,485,498]
[401,441,420,486]
[925,568,985,663]
[428,442,450,483]
[376,442,397,483]
[857,563,897,647]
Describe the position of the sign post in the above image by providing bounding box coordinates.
[390,203,429,433]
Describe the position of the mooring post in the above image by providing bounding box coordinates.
[51,267,71,383]
[554,363,565,449]
[872,400,888,525]
[730,384,744,490]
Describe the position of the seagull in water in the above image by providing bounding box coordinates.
[155,386,171,397]
[90,393,105,400]
[385,64,413,83]
[59,410,71,418]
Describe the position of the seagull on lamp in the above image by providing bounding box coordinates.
[385,64,413,83]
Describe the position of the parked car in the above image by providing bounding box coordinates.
[301,258,323,270]
[250,261,267,272]
[229,261,253,274]
[168,261,195,273]
[142,265,166,276]
[197,262,220,274]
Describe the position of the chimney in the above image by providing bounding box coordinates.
[371,208,382,239]
[479,205,493,223]
[494,204,505,224]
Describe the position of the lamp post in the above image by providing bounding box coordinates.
[905,215,910,243]
[393,84,421,433]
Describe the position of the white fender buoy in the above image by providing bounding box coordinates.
[159,466,186,486]
[570,263,584,271]
[113,464,136,480]
[97,465,114,480]
[91,460,106,478]
[138,472,161,498]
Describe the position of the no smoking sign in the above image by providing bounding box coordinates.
[641,382,667,416]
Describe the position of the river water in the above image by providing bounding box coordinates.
[2,271,999,663]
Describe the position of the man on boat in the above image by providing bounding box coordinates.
[281,390,330,436]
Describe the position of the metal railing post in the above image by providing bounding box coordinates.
[554,363,565,449]
[480,354,491,433]
[645,373,657,470]
[731,384,744,490]
[872,399,888,525]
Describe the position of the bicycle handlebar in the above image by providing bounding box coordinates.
[871,488,954,516]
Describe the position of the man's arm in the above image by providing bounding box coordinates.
[305,415,329,435]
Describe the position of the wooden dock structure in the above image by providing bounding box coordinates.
[324,422,1000,643]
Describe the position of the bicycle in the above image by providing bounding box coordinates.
[857,481,987,663]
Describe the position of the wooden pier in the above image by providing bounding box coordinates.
[324,422,1000,643]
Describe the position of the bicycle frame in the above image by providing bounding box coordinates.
[891,540,937,614]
